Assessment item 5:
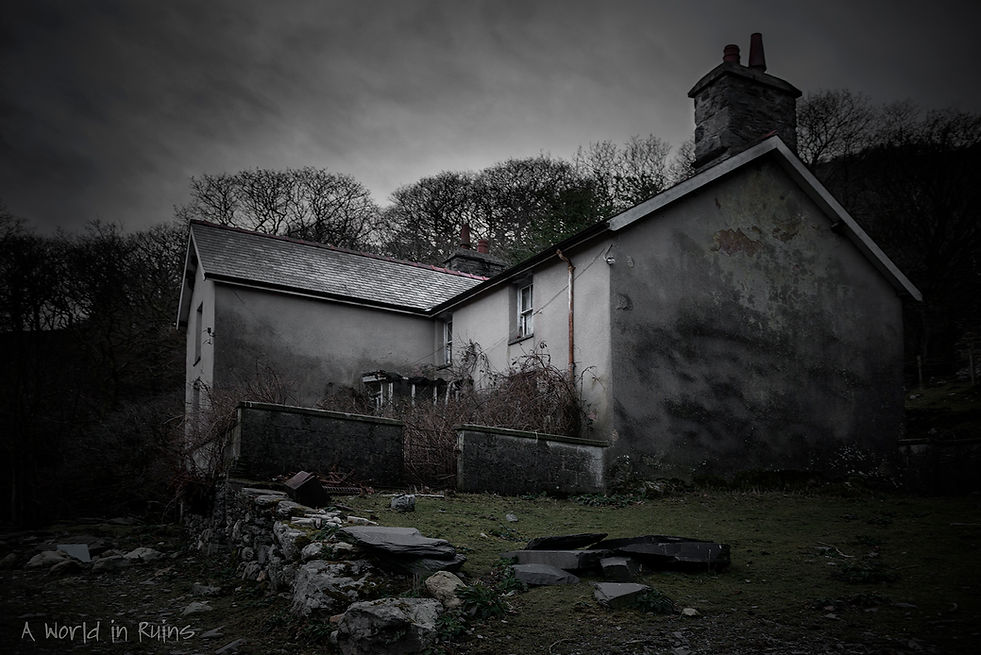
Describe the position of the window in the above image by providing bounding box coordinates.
[517,283,533,338]
[193,302,204,364]
[442,317,453,366]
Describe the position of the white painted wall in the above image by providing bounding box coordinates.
[448,238,613,439]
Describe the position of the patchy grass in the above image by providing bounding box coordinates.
[906,378,981,440]
[339,489,981,654]
[2,490,979,654]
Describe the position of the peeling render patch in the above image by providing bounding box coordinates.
[711,228,763,256]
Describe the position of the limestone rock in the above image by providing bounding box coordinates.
[301,542,327,561]
[593,582,651,608]
[182,600,213,616]
[510,563,579,586]
[390,494,416,512]
[92,555,132,572]
[335,597,442,655]
[424,571,466,609]
[192,583,221,597]
[292,559,377,616]
[124,547,164,562]
[273,521,310,561]
[26,550,67,569]
[50,558,84,576]
[276,500,314,519]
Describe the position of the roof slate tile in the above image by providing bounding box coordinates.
[190,222,483,312]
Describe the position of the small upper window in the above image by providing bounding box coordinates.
[443,318,453,366]
[193,302,204,364]
[517,283,533,338]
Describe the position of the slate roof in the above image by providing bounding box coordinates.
[187,221,485,313]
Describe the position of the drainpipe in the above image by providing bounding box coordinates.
[556,249,575,382]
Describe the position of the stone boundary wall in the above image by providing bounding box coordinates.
[456,425,608,495]
[231,402,405,486]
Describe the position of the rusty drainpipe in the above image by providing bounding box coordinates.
[556,249,575,382]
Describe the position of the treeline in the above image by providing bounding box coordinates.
[176,135,693,265]
[1,90,979,524]
[797,91,981,378]
[0,216,186,524]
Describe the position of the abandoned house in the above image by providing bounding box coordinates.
[177,34,921,482]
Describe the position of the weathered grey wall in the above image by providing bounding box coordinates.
[213,285,436,406]
[456,425,607,495]
[232,402,404,485]
[608,158,905,480]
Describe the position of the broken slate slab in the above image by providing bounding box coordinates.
[593,582,651,609]
[399,553,467,577]
[524,533,607,551]
[56,544,91,563]
[594,535,730,570]
[510,563,580,586]
[600,556,639,581]
[340,526,456,559]
[501,549,609,571]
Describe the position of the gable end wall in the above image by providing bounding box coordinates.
[608,159,904,479]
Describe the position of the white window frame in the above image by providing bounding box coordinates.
[193,302,204,364]
[517,283,533,338]
[442,317,453,366]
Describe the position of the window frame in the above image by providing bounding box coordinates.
[516,282,534,340]
[442,317,453,367]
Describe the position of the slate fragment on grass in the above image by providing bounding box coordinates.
[510,563,580,586]
[593,535,730,570]
[593,582,651,608]
[524,533,607,550]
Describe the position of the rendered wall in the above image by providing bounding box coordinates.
[184,265,216,414]
[448,239,613,439]
[456,426,607,495]
[231,402,404,485]
[213,285,436,406]
[608,159,905,480]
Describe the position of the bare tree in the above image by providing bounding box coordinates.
[574,134,674,214]
[177,167,382,250]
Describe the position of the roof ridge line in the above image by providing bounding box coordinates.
[188,220,488,281]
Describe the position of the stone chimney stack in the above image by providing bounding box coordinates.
[687,33,801,172]
[443,225,507,277]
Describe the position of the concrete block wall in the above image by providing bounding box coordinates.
[231,402,405,487]
[456,425,607,495]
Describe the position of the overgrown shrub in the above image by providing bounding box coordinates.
[319,341,592,487]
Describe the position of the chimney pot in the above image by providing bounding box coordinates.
[460,224,472,249]
[748,32,766,71]
[723,44,740,64]
[476,238,489,254]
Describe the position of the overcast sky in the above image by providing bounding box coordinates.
[2,0,980,234]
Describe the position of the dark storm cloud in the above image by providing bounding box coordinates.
[2,0,980,233]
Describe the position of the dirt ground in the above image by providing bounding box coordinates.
[1,490,979,655]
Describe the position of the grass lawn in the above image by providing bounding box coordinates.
[335,489,981,654]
